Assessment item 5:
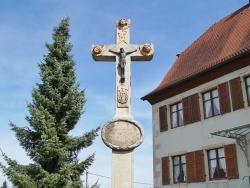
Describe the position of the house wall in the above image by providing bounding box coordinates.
[152,65,250,188]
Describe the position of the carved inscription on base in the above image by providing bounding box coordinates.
[101,118,144,151]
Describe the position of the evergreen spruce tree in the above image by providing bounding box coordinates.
[0,18,100,188]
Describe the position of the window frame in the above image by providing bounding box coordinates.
[173,155,187,183]
[245,76,250,106]
[203,88,221,118]
[170,102,184,129]
[207,147,227,180]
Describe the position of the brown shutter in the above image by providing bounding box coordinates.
[225,144,239,179]
[186,150,205,182]
[159,105,168,132]
[183,93,200,125]
[190,93,201,122]
[218,82,231,114]
[186,152,196,182]
[195,150,205,182]
[162,156,170,185]
[183,97,191,125]
[230,77,244,111]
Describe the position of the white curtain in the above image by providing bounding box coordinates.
[209,150,216,178]
[181,164,187,181]
[174,165,180,182]
[213,97,220,115]
[209,160,217,178]
[205,101,212,118]
[171,112,177,128]
[212,90,220,115]
[218,148,226,177]
[178,109,183,126]
[203,92,210,101]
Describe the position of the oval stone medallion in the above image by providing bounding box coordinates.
[101,118,144,151]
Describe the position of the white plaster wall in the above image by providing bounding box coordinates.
[152,66,250,188]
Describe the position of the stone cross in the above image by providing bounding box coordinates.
[91,18,154,188]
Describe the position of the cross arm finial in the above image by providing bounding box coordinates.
[91,43,154,62]
[91,44,117,61]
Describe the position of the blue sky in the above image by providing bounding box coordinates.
[0,0,248,187]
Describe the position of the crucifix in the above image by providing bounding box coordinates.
[91,18,154,188]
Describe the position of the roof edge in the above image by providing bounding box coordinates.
[141,48,250,102]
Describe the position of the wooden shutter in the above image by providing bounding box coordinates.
[183,97,191,125]
[186,150,205,182]
[195,150,205,182]
[190,93,201,122]
[159,105,168,132]
[183,93,200,125]
[162,156,170,185]
[230,77,244,111]
[225,144,239,179]
[218,82,231,114]
[186,152,196,182]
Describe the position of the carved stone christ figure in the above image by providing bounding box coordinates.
[109,48,137,82]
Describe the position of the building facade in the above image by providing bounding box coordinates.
[142,4,250,188]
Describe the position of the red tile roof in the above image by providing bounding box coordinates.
[143,4,250,100]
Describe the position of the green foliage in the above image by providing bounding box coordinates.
[0,17,100,188]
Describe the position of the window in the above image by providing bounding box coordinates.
[171,102,183,128]
[203,89,220,118]
[245,76,250,105]
[208,148,227,180]
[173,155,186,183]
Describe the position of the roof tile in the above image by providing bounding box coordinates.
[151,4,250,95]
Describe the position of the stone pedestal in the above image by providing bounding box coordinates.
[112,150,134,188]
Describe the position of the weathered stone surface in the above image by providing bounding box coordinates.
[101,118,144,151]
[112,150,133,188]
